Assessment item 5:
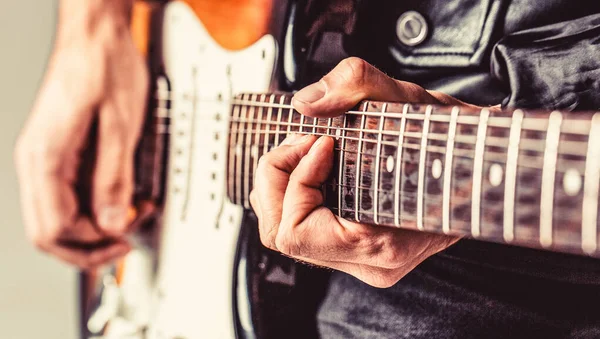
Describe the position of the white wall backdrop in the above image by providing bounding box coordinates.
[0,1,78,339]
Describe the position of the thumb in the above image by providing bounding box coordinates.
[291,57,439,118]
[92,102,135,236]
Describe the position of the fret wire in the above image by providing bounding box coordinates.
[503,109,524,243]
[540,111,562,248]
[228,97,243,205]
[330,207,426,222]
[355,102,368,221]
[338,115,348,218]
[417,105,433,231]
[243,94,258,209]
[236,94,249,206]
[312,117,318,134]
[471,109,490,238]
[229,117,588,156]
[263,94,275,155]
[252,94,266,188]
[395,105,408,227]
[327,117,333,136]
[274,95,285,147]
[287,104,293,135]
[326,183,444,200]
[582,113,600,254]
[299,113,305,133]
[373,104,388,225]
[443,107,460,234]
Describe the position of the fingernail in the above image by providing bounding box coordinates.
[292,134,312,145]
[293,81,326,105]
[281,134,312,146]
[309,136,326,155]
[98,206,127,233]
[280,133,302,146]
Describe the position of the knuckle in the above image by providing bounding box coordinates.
[27,231,48,251]
[274,233,294,256]
[44,223,66,243]
[258,221,278,250]
[340,57,369,84]
[275,226,302,257]
[257,153,275,172]
[101,178,126,196]
[76,258,94,271]
[14,136,62,175]
[372,233,406,269]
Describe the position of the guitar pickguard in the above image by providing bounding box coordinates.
[94,2,278,339]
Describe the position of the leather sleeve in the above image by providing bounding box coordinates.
[491,13,600,111]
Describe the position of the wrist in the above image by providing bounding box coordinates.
[56,0,133,46]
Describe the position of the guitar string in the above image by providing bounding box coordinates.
[153,93,595,136]
[229,99,592,134]
[164,117,589,158]
[228,136,584,175]
[228,124,588,157]
[223,123,588,164]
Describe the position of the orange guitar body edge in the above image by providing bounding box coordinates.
[132,0,273,54]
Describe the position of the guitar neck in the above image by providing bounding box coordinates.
[226,93,600,258]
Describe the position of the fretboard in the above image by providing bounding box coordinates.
[226,93,600,258]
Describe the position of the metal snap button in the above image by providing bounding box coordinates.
[396,11,429,47]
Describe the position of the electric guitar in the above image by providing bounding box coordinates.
[80,1,600,338]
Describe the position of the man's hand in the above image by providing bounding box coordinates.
[14,0,148,269]
[250,58,464,288]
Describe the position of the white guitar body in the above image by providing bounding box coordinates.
[87,2,277,338]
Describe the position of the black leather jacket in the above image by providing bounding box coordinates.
[297,2,600,337]
[291,0,600,284]
[294,0,600,111]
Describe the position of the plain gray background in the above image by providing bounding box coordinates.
[0,1,78,339]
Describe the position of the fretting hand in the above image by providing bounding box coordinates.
[250,58,470,287]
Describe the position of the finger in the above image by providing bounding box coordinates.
[291,57,440,118]
[249,190,262,220]
[277,135,343,258]
[253,134,317,249]
[15,72,100,252]
[277,137,456,264]
[92,101,136,236]
[50,240,131,270]
[35,170,106,244]
[281,136,334,227]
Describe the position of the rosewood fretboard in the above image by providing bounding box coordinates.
[225,93,600,258]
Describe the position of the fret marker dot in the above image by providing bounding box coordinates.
[489,163,503,187]
[251,145,259,158]
[432,159,442,179]
[386,156,395,173]
[336,128,342,139]
[563,168,582,196]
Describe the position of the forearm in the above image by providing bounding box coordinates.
[56,0,134,44]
